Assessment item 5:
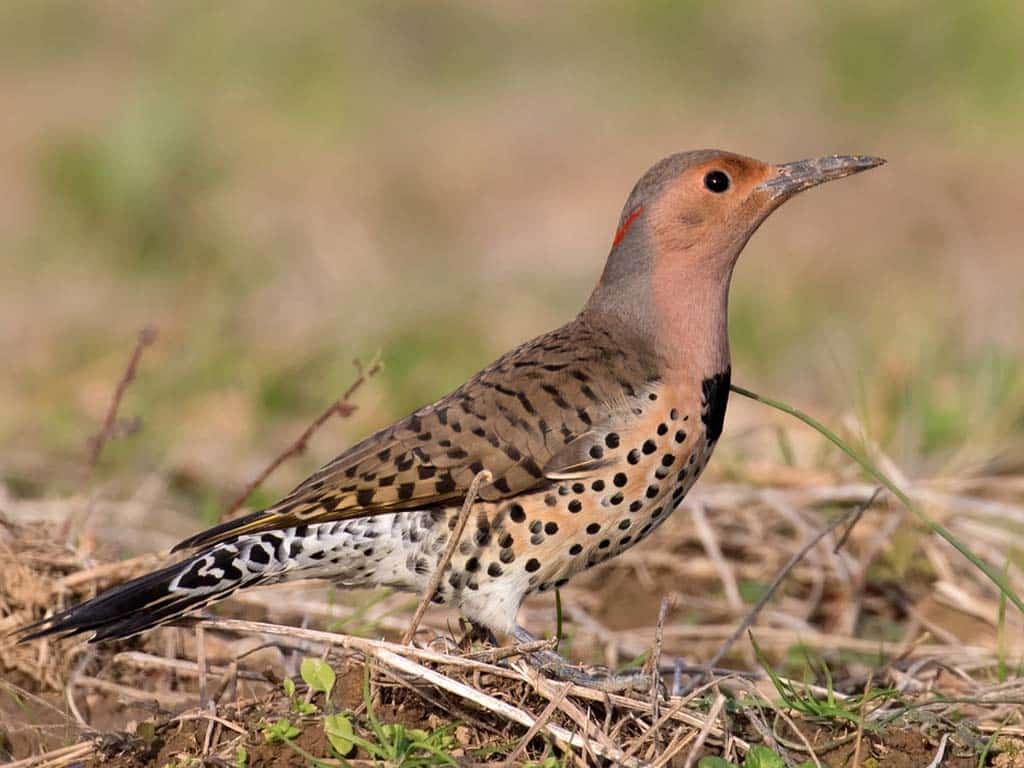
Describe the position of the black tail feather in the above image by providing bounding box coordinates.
[16,522,347,644]
[17,555,244,643]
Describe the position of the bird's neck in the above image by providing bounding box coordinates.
[651,260,733,379]
[583,256,733,382]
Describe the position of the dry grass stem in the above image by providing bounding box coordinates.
[221,357,381,519]
[5,458,1024,765]
[402,468,491,644]
[680,692,726,768]
[695,487,880,681]
[84,324,158,477]
[4,742,98,768]
[504,682,570,764]
[377,647,641,766]
[690,503,743,612]
[924,732,949,768]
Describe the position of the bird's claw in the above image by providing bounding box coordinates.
[529,653,662,695]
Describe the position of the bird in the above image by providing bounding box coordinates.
[19,149,884,690]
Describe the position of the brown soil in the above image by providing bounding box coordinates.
[4,493,1023,767]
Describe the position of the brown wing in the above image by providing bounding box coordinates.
[174,319,657,551]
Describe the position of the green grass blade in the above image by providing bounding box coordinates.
[997,560,1009,682]
[731,384,1024,616]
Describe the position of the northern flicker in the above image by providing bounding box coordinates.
[19,150,883,688]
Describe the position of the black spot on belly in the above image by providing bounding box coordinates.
[701,367,731,442]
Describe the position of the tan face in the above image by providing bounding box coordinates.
[648,152,777,260]
[647,151,885,269]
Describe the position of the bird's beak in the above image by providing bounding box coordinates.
[757,155,886,200]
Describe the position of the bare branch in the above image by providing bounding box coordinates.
[688,487,881,689]
[221,357,381,519]
[84,325,158,476]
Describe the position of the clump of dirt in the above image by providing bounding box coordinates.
[788,722,978,768]
[244,724,335,768]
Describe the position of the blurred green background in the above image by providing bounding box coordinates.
[2,1,1023,523]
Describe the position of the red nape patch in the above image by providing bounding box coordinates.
[612,206,644,247]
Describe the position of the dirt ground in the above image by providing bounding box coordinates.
[4,471,1023,767]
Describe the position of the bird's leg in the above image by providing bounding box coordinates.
[460,619,499,649]
[509,625,654,694]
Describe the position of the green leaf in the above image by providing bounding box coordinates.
[324,713,355,756]
[743,745,786,768]
[300,657,336,699]
[234,746,248,768]
[698,758,737,768]
[262,719,301,743]
[134,721,156,744]
[283,677,296,698]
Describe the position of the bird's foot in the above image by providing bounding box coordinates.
[531,651,655,693]
[510,626,662,695]
[459,619,499,650]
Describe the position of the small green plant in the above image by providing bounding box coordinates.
[268,659,459,766]
[282,676,317,715]
[364,723,458,766]
[698,744,815,767]
[233,746,248,768]
[622,649,649,670]
[321,665,458,766]
[996,560,1010,683]
[752,635,896,726]
[280,656,337,715]
[261,718,301,744]
[301,657,337,701]
[525,757,569,768]
[324,712,356,756]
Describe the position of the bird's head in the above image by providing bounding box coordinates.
[585,149,884,366]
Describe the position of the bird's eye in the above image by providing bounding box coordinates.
[703,170,731,193]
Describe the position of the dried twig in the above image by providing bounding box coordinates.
[64,649,90,729]
[195,625,209,707]
[924,732,949,768]
[222,357,380,518]
[769,705,823,767]
[680,692,727,768]
[196,617,525,680]
[4,741,97,768]
[851,670,872,768]
[648,595,672,749]
[402,469,491,644]
[172,710,247,736]
[84,325,158,476]
[504,680,569,764]
[54,554,161,591]
[376,647,642,766]
[72,675,193,707]
[690,503,742,612]
[693,488,880,684]
[520,668,623,757]
[463,638,557,663]
[193,615,739,733]
[112,651,265,682]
